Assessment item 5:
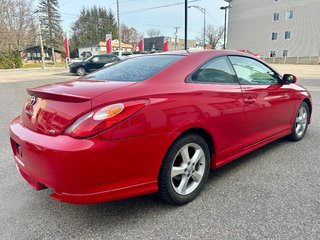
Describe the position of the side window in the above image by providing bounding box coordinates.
[190,56,236,84]
[99,56,110,62]
[228,56,280,85]
[91,56,99,62]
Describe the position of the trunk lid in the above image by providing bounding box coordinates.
[20,80,136,136]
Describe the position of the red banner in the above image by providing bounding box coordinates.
[138,39,143,52]
[63,37,69,59]
[163,41,169,52]
[106,34,112,54]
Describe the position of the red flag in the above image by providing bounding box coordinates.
[163,41,169,52]
[63,37,69,59]
[106,34,112,54]
[138,39,143,52]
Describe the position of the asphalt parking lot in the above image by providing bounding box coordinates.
[0,68,319,239]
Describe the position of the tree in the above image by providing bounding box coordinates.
[120,24,139,43]
[146,28,162,38]
[37,0,63,62]
[0,0,36,51]
[205,25,224,49]
[70,6,118,57]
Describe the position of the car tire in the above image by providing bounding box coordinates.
[287,101,309,141]
[158,133,211,205]
[76,67,86,76]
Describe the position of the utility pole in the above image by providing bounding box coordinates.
[184,0,188,50]
[174,27,180,50]
[117,0,121,52]
[37,15,45,71]
[221,0,232,50]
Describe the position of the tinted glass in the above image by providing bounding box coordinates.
[99,55,112,62]
[91,56,99,62]
[84,55,184,82]
[190,56,236,83]
[229,56,279,84]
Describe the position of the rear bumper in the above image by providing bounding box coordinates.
[9,117,172,204]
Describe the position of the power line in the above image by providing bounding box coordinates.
[120,0,201,14]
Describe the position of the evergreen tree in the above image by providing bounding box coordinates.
[37,0,63,62]
[70,6,118,57]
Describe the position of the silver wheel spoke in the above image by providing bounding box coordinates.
[180,146,190,163]
[191,170,202,182]
[296,124,301,133]
[177,175,189,194]
[302,112,307,121]
[171,166,186,178]
[191,149,204,165]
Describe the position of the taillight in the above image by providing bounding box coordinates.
[65,100,148,138]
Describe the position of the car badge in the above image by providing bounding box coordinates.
[29,96,36,106]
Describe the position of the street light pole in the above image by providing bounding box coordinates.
[220,0,232,50]
[117,0,121,51]
[37,15,45,72]
[185,0,188,50]
[220,5,231,50]
[189,6,206,49]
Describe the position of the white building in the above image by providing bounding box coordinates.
[78,40,134,59]
[227,0,320,58]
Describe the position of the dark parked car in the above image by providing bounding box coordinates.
[69,54,120,76]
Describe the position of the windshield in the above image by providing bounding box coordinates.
[84,55,184,82]
[84,55,94,62]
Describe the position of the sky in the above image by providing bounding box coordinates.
[52,0,229,40]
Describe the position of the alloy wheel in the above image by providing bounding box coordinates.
[171,143,206,195]
[295,105,308,137]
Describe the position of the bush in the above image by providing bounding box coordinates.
[0,51,22,69]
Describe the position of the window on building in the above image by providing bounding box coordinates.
[283,50,288,57]
[272,32,278,40]
[270,51,276,57]
[286,10,293,20]
[285,31,291,39]
[273,13,280,21]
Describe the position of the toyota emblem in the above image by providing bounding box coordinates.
[28,96,36,106]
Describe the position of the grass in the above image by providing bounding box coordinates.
[22,62,66,68]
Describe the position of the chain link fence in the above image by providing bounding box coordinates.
[264,56,320,64]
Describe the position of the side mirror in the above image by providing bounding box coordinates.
[282,74,297,84]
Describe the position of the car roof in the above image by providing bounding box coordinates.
[152,49,252,57]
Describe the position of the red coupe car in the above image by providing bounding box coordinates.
[10,50,312,205]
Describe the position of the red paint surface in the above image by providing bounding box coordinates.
[63,38,69,59]
[163,41,169,52]
[138,39,143,52]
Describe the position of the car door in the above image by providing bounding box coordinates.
[187,56,244,167]
[228,56,297,147]
[86,56,101,72]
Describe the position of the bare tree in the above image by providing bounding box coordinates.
[205,25,224,49]
[120,24,139,43]
[146,28,162,38]
[0,0,36,50]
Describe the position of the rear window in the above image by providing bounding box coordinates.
[84,55,184,82]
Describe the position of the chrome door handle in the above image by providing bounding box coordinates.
[244,98,256,104]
